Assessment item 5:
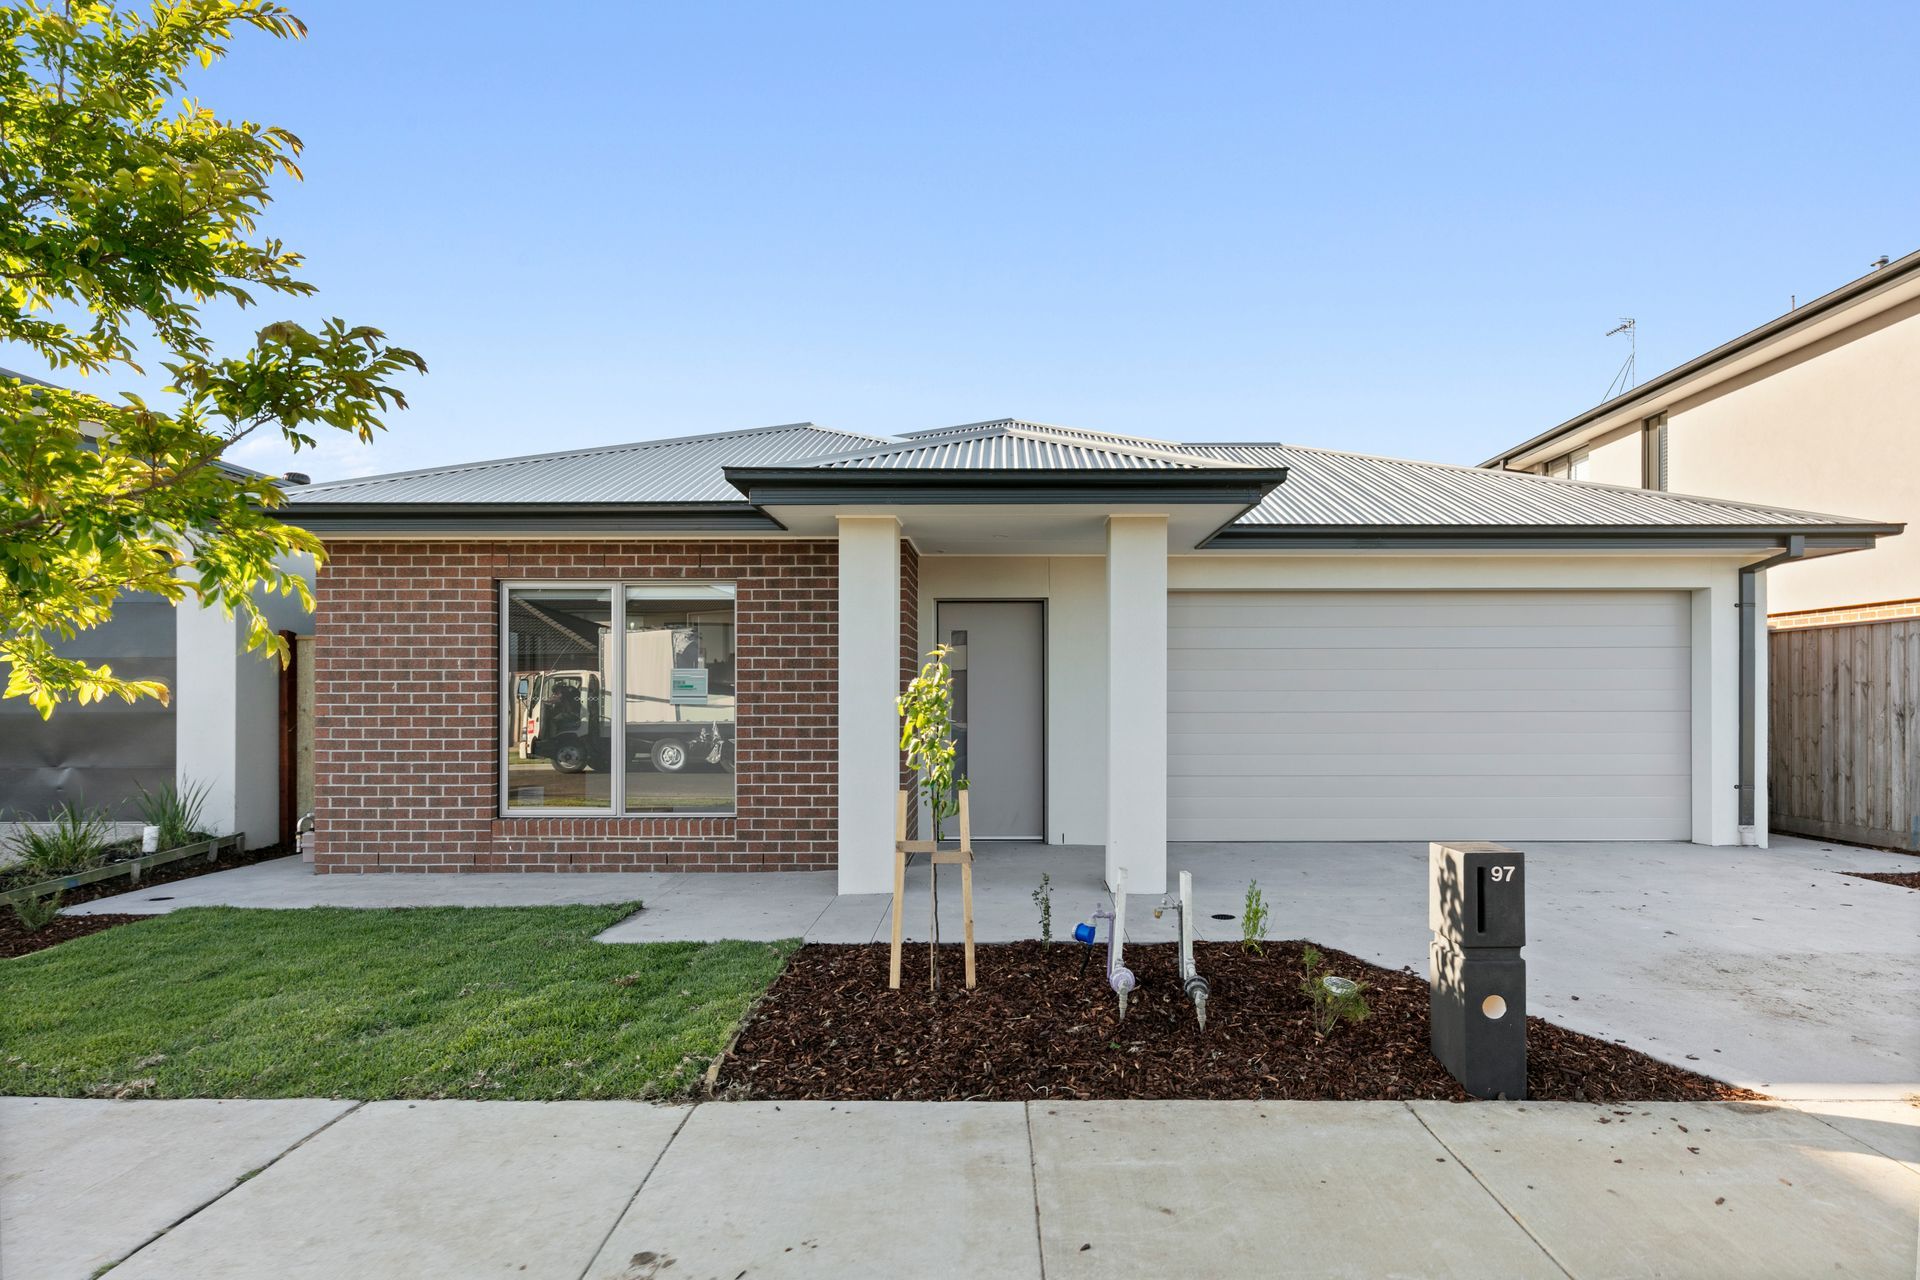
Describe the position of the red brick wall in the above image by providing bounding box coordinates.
[310,539,844,873]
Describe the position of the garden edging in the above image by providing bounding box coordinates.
[1,835,246,907]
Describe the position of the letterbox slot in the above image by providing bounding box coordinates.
[1476,864,1486,936]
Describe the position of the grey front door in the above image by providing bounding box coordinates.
[939,601,1044,839]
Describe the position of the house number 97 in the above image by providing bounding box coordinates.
[1489,866,1516,882]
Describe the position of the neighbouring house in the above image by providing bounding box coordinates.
[281,418,1898,892]
[0,367,313,849]
[1481,250,1919,848]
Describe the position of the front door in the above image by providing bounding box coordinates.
[939,601,1045,839]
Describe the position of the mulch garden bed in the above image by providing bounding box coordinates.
[715,940,1759,1104]
[1842,869,1920,889]
[0,913,152,959]
[0,842,290,959]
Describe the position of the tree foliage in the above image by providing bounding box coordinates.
[898,644,968,841]
[1,0,424,714]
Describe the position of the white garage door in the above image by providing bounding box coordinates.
[1168,590,1692,841]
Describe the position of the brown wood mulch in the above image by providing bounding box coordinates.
[715,940,1760,1104]
[0,913,151,959]
[0,842,291,958]
[1842,870,1920,889]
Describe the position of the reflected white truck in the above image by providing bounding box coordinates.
[520,628,735,776]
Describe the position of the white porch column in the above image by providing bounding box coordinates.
[1105,514,1168,894]
[837,515,902,894]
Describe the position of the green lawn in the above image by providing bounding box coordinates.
[0,905,794,1101]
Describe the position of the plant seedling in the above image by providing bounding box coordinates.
[12,890,63,934]
[1240,880,1269,955]
[1301,944,1370,1035]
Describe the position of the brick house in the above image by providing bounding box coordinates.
[283,419,1898,893]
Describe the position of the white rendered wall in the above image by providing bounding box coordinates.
[837,517,902,894]
[1106,516,1169,893]
[915,555,1108,846]
[174,557,315,848]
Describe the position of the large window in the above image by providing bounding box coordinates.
[503,583,736,815]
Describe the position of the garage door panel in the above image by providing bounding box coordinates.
[1173,592,1690,624]
[1169,794,1691,822]
[1169,665,1690,693]
[1171,813,1691,842]
[1169,750,1692,777]
[1171,710,1690,735]
[1168,590,1691,841]
[1171,625,1687,650]
[1170,688,1685,713]
[1172,645,1688,672]
[1170,772,1691,799]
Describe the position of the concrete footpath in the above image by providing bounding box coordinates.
[2,1097,1914,1279]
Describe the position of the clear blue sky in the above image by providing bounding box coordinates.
[19,2,1920,480]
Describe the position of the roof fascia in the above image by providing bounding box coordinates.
[723,466,1289,507]
[279,503,788,536]
[1202,527,1895,552]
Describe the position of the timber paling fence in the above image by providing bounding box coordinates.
[1769,618,1918,851]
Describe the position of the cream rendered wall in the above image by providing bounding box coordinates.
[1168,554,1752,846]
[915,555,1107,846]
[1665,300,1919,615]
[1582,423,1644,487]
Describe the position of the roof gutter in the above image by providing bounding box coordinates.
[1481,249,1920,470]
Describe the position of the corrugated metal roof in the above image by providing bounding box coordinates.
[285,418,1888,534]
[896,419,1185,449]
[286,423,885,505]
[1182,443,1870,529]
[796,421,1251,471]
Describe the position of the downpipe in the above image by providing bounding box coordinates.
[1088,867,1137,1019]
[1156,869,1210,1030]
[1739,536,1805,842]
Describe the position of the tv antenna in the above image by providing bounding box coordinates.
[1602,318,1636,400]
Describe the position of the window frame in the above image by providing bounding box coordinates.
[497,579,739,820]
[1642,413,1668,491]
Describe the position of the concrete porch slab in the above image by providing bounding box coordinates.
[0,1097,355,1280]
[1028,1100,1562,1279]
[1410,1100,1920,1279]
[110,1101,687,1280]
[584,1101,1041,1279]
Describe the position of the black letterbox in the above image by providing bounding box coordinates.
[1429,841,1526,1100]
[1428,841,1525,950]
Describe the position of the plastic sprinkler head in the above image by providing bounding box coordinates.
[1113,967,1137,1021]
[1193,990,1208,1031]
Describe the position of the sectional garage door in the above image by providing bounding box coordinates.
[1167,591,1692,841]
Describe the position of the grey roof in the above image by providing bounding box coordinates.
[284,423,886,506]
[281,417,1897,541]
[788,420,1252,471]
[1186,443,1881,531]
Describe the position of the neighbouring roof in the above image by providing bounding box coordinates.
[1482,248,1920,470]
[279,417,1900,547]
